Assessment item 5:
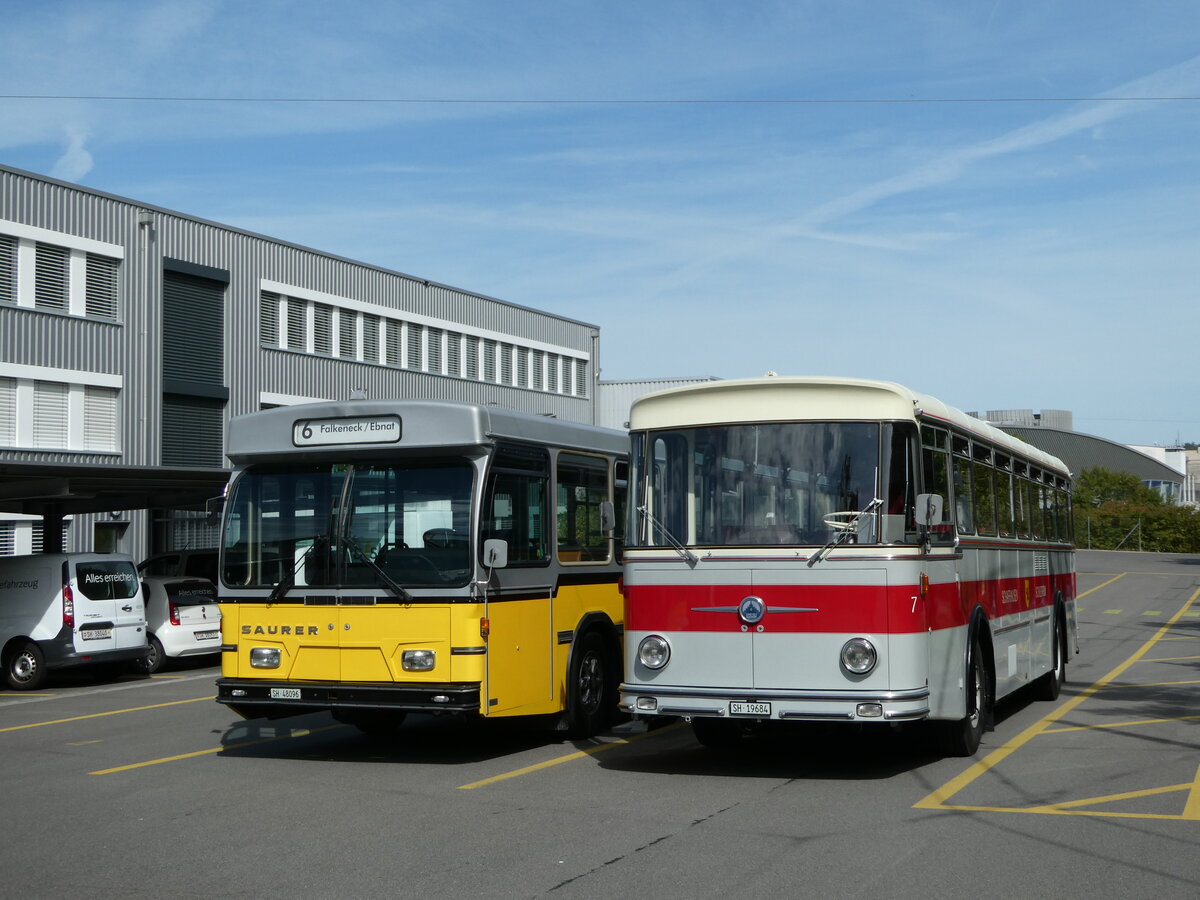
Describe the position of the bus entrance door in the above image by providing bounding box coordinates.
[484,594,554,715]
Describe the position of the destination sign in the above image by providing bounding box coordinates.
[292,415,402,447]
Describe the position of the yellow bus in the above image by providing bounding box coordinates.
[214,398,627,737]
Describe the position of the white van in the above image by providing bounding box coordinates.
[0,553,148,690]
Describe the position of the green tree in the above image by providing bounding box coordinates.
[1073,467,1163,508]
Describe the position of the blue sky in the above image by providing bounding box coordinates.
[3,0,1198,446]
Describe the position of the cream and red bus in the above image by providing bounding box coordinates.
[214,398,627,737]
[619,376,1077,756]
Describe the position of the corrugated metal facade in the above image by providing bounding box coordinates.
[0,164,602,560]
[595,377,721,430]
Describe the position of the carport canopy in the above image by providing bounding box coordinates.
[0,461,230,553]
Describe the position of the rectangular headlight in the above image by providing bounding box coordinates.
[249,647,281,668]
[402,649,435,671]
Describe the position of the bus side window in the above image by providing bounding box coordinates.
[485,445,549,566]
[556,453,610,563]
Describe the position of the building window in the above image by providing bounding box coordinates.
[427,327,443,373]
[385,321,403,366]
[0,377,14,445]
[362,314,380,363]
[286,298,306,350]
[34,243,70,311]
[0,376,120,453]
[85,254,119,319]
[33,381,69,448]
[406,323,422,370]
[339,309,358,358]
[447,331,462,377]
[0,222,123,321]
[84,386,119,451]
[0,235,16,305]
[260,291,279,345]
[313,303,333,356]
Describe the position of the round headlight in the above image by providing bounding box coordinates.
[638,635,671,670]
[840,638,877,675]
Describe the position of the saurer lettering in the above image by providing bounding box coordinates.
[241,625,322,635]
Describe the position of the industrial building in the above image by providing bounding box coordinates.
[1,164,603,563]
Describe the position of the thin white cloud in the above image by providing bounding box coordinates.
[50,127,94,181]
[804,54,1200,231]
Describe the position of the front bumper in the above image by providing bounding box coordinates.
[216,678,481,720]
[618,683,931,722]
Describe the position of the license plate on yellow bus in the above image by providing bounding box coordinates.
[270,688,302,700]
[729,701,771,717]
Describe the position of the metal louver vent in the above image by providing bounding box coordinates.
[260,291,279,345]
[0,235,16,305]
[85,254,119,319]
[35,243,69,310]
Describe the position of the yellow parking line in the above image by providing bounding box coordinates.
[1142,655,1200,663]
[1077,573,1127,598]
[1028,782,1191,812]
[1102,679,1200,690]
[914,584,1200,812]
[1045,714,1200,734]
[458,722,685,790]
[1183,762,1200,820]
[0,696,213,733]
[90,723,344,774]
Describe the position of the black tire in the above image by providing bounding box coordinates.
[332,710,407,736]
[1034,612,1066,701]
[140,635,165,675]
[6,641,47,691]
[565,631,614,738]
[691,716,745,750]
[938,635,989,758]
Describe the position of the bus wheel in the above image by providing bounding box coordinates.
[6,641,47,691]
[566,631,613,738]
[692,717,744,750]
[939,636,989,758]
[333,710,407,736]
[1034,613,1066,701]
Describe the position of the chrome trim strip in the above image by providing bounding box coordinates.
[660,706,725,717]
[884,708,930,721]
[622,684,930,703]
[450,646,487,655]
[778,711,854,721]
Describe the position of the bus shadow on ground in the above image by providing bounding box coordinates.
[600,688,1044,781]
[216,711,574,765]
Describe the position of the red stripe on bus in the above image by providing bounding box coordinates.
[625,573,1073,635]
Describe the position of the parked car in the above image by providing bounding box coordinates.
[137,549,220,582]
[1,553,148,690]
[137,575,221,673]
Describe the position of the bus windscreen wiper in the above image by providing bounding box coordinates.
[268,535,329,602]
[807,498,882,567]
[342,535,413,601]
[638,505,699,566]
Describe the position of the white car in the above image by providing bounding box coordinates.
[138,576,221,673]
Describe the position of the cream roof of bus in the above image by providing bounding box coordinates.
[628,376,1069,477]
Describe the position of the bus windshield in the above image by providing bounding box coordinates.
[223,461,474,591]
[638,422,880,547]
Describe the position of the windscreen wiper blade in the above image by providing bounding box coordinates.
[806,498,882,568]
[342,535,413,601]
[268,535,327,602]
[638,505,698,566]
